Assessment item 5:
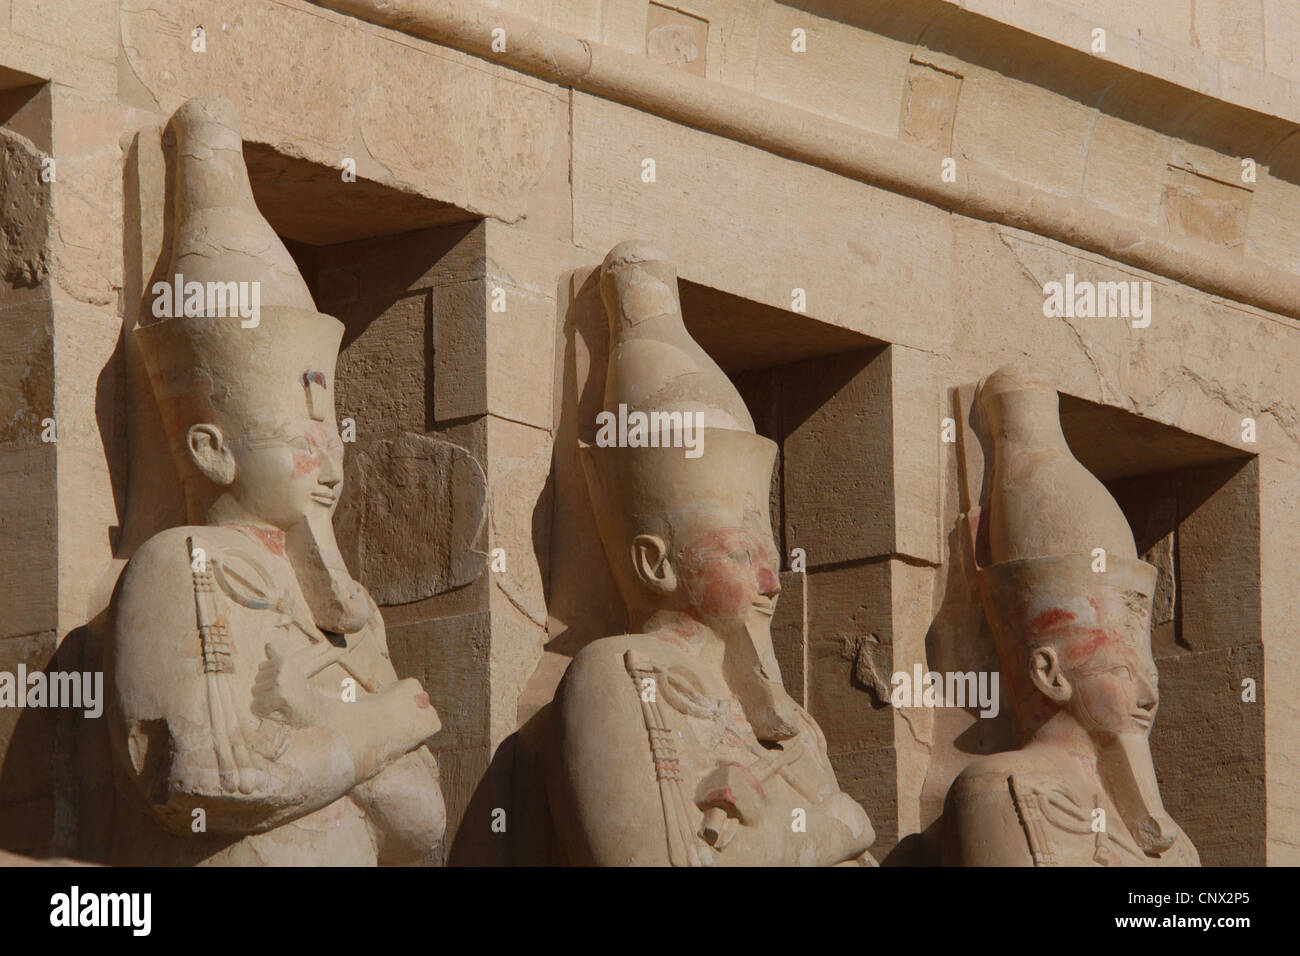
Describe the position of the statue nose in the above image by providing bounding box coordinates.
[757,567,780,597]
[318,452,342,486]
[1135,674,1158,710]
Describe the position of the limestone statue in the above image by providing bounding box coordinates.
[940,366,1198,866]
[105,95,445,865]
[545,240,875,866]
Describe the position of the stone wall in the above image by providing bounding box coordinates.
[0,0,1295,864]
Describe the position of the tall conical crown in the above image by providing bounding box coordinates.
[979,365,1136,563]
[162,94,313,310]
[599,240,753,433]
[135,95,343,473]
[975,367,1156,702]
[583,241,774,550]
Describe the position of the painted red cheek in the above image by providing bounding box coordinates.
[291,451,321,477]
[697,578,747,618]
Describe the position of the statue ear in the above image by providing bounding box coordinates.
[187,424,236,486]
[630,533,677,596]
[1029,646,1071,703]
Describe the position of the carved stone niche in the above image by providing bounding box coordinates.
[521,239,919,866]
[929,367,1258,866]
[104,95,453,866]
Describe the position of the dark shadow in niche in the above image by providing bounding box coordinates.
[0,630,83,858]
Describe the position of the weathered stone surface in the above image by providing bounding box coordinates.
[3,0,1298,869]
[336,432,487,606]
[782,348,893,567]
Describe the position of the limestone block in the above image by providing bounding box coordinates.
[335,432,488,606]
[805,563,895,746]
[11,0,117,63]
[962,0,1142,73]
[0,25,114,97]
[361,36,567,222]
[1263,0,1300,83]
[47,86,124,307]
[0,128,48,291]
[433,281,489,424]
[1081,113,1179,227]
[1150,645,1265,865]
[387,611,491,755]
[1177,460,1261,652]
[828,746,897,859]
[755,2,911,136]
[782,349,893,567]
[0,299,54,446]
[386,611,489,849]
[316,223,485,306]
[486,415,552,633]
[488,586,546,749]
[900,59,963,153]
[335,293,432,436]
[571,92,953,354]
[120,0,367,151]
[483,0,602,42]
[951,217,1300,464]
[1259,455,1300,862]
[947,55,1099,199]
[889,558,939,836]
[1136,32,1219,98]
[1243,168,1300,277]
[890,345,941,565]
[646,2,707,78]
[0,446,57,639]
[1217,55,1297,121]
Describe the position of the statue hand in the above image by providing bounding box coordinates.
[252,641,335,729]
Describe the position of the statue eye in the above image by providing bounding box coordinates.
[284,436,311,454]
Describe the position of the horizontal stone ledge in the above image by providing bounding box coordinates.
[313,0,1300,324]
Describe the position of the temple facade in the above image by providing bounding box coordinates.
[0,0,1293,866]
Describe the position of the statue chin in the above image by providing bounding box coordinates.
[717,616,800,743]
[1100,731,1178,856]
[286,511,373,633]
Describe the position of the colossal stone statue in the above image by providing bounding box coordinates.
[545,241,875,866]
[105,95,445,865]
[940,366,1198,866]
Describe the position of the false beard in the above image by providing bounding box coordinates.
[1098,731,1178,856]
[718,615,800,743]
[286,507,374,634]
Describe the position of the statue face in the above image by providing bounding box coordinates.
[677,524,780,625]
[229,418,344,530]
[1060,633,1159,741]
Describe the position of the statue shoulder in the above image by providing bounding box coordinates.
[115,527,209,636]
[561,633,695,700]
[112,526,271,715]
